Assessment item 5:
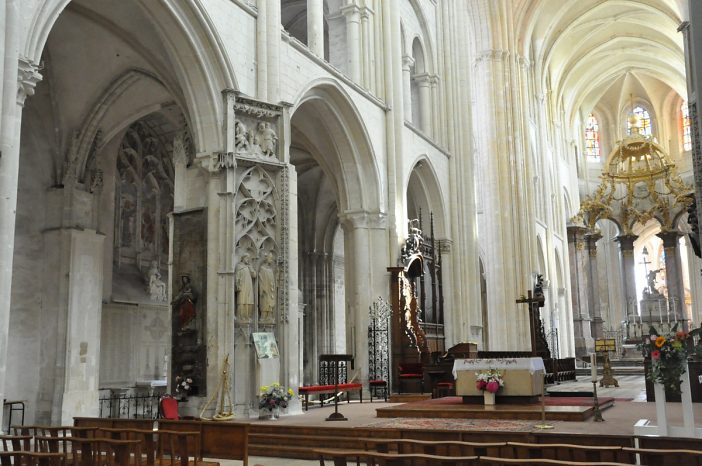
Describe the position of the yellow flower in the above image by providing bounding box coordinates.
[655,336,666,348]
[261,385,269,392]
[287,388,294,396]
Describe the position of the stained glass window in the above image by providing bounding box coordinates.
[682,101,692,151]
[628,105,652,136]
[584,113,600,159]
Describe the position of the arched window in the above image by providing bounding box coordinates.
[681,101,692,152]
[584,113,600,159]
[628,105,652,136]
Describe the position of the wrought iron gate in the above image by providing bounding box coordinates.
[368,297,391,391]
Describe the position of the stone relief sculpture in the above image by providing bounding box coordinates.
[254,122,277,157]
[233,117,278,159]
[258,253,277,323]
[147,260,168,302]
[235,255,256,322]
[234,120,250,151]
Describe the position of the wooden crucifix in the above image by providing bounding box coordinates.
[516,290,541,357]
[516,279,551,358]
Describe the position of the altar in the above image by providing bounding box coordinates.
[453,357,545,400]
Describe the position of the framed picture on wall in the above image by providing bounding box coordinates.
[252,332,279,359]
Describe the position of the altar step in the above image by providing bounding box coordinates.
[388,393,432,403]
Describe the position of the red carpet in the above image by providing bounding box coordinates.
[409,395,616,407]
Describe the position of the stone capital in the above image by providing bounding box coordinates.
[402,55,415,70]
[340,4,361,21]
[338,210,386,231]
[437,238,453,254]
[412,72,432,86]
[657,230,683,248]
[199,152,235,173]
[615,234,638,252]
[17,57,43,106]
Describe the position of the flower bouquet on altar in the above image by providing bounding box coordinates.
[259,383,294,418]
[639,324,691,394]
[475,369,504,394]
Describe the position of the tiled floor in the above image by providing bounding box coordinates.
[213,375,702,466]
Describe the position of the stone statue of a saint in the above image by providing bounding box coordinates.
[147,260,167,302]
[254,122,277,157]
[235,255,256,321]
[172,275,197,330]
[258,253,277,323]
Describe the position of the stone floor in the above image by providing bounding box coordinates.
[215,375,702,466]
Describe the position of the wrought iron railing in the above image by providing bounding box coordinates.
[98,393,160,419]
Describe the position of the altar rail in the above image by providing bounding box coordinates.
[98,393,160,419]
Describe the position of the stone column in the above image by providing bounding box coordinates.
[471,45,535,350]
[567,226,593,357]
[430,75,440,140]
[341,4,362,83]
[256,0,268,100]
[586,232,604,339]
[360,6,373,89]
[266,0,281,102]
[414,73,432,134]
[657,230,687,326]
[615,234,639,323]
[0,46,41,429]
[307,0,324,57]
[401,55,415,122]
[339,211,387,392]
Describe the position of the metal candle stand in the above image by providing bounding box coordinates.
[591,380,604,422]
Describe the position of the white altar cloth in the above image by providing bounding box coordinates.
[452,357,545,378]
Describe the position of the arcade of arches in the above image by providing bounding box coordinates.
[2,0,702,427]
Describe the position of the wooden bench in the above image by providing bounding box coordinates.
[314,447,478,465]
[477,458,634,465]
[297,383,363,411]
[505,442,628,463]
[622,447,702,466]
[361,438,507,457]
[74,417,248,466]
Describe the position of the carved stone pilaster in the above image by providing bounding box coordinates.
[17,57,42,106]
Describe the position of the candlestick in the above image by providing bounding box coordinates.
[591,353,597,382]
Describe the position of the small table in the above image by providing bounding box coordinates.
[3,400,25,433]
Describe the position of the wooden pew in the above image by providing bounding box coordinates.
[505,442,628,463]
[314,447,479,466]
[477,458,633,466]
[75,418,248,466]
[0,434,32,452]
[361,438,507,457]
[622,447,702,466]
[0,451,67,466]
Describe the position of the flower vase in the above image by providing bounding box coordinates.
[483,391,495,405]
[273,406,281,419]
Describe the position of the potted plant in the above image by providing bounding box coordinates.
[640,324,691,396]
[475,369,504,405]
[259,383,294,419]
[174,375,193,401]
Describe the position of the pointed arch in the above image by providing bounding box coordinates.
[291,79,382,213]
[24,0,237,153]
